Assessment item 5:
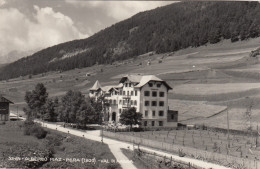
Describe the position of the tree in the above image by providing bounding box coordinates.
[89,95,110,123]
[57,90,96,127]
[24,83,48,120]
[43,98,58,122]
[75,101,95,127]
[120,107,143,130]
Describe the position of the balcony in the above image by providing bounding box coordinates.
[122,103,131,108]
[123,95,131,99]
[110,103,118,107]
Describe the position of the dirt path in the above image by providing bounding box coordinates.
[38,121,231,169]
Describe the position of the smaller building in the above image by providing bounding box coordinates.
[0,96,14,121]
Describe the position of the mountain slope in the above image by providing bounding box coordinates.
[0,1,259,80]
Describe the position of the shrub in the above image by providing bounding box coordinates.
[132,127,144,132]
[106,163,120,169]
[23,121,47,139]
[30,125,47,139]
[45,135,62,146]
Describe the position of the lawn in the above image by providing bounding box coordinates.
[0,121,121,169]
[1,37,260,138]
[168,99,227,122]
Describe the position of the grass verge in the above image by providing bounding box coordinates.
[0,121,121,169]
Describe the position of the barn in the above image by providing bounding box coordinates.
[0,96,14,121]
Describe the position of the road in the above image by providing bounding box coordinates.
[38,121,231,169]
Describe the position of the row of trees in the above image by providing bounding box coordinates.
[24,83,102,127]
[24,83,143,128]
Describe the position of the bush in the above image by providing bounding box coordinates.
[31,125,47,139]
[24,121,47,139]
[45,134,62,146]
[0,121,6,125]
[132,127,144,132]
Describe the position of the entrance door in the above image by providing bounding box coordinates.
[112,112,116,122]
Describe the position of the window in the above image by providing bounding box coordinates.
[123,100,125,105]
[129,83,131,87]
[171,114,174,120]
[145,101,149,106]
[130,100,133,105]
[144,91,150,96]
[152,101,157,106]
[127,91,129,96]
[119,109,121,114]
[134,100,137,105]
[157,83,161,88]
[135,90,137,96]
[159,101,164,107]
[159,111,164,116]
[125,83,128,87]
[159,121,163,126]
[159,92,164,97]
[119,100,122,105]
[123,91,125,95]
[120,90,122,95]
[144,121,147,126]
[131,91,133,96]
[148,83,153,87]
[113,100,116,105]
[152,121,155,126]
[152,111,155,117]
[152,91,157,97]
[145,111,148,117]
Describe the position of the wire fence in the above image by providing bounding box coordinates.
[132,145,202,169]
[103,131,260,169]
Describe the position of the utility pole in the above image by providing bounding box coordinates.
[256,125,258,147]
[227,106,230,148]
[16,106,19,120]
[101,123,104,144]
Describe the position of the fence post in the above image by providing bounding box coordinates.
[170,156,172,167]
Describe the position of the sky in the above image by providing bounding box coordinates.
[0,0,174,64]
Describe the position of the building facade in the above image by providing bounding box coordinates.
[0,96,14,121]
[89,75,178,127]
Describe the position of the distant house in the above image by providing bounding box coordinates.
[89,75,178,127]
[0,96,14,121]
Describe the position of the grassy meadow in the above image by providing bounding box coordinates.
[1,37,260,130]
[0,121,121,169]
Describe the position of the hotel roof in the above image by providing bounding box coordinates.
[134,75,172,89]
[89,80,102,91]
[119,75,172,90]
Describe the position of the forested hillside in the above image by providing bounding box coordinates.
[0,1,259,80]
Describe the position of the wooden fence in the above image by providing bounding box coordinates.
[103,131,260,169]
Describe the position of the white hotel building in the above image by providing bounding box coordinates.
[89,75,178,127]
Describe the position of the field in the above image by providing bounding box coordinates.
[1,37,260,130]
[115,129,260,168]
[0,121,120,169]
